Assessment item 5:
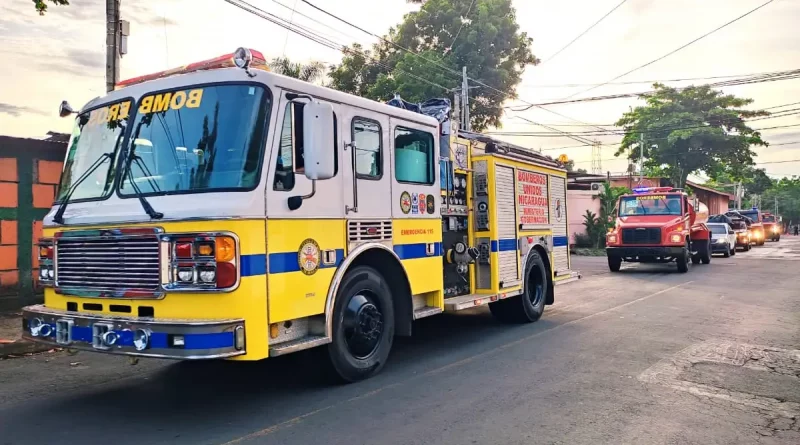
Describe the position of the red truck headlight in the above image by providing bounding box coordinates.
[669,233,683,244]
[607,233,618,244]
[162,233,239,291]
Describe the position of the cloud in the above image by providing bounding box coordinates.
[0,103,49,117]
[66,48,105,69]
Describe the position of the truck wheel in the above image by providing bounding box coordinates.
[700,241,711,264]
[490,251,547,323]
[327,265,394,383]
[677,244,690,273]
[607,255,622,272]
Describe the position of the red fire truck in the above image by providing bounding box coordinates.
[606,187,711,273]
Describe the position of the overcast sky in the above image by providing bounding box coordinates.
[1,0,798,178]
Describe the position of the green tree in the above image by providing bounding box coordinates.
[269,57,327,83]
[595,182,629,233]
[32,0,68,15]
[614,84,769,189]
[581,210,604,249]
[329,0,537,131]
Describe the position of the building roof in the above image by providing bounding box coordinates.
[685,180,734,199]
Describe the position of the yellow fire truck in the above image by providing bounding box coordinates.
[23,48,577,381]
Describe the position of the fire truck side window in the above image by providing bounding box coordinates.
[394,127,435,185]
[273,102,338,191]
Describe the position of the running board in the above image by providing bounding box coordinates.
[413,306,442,320]
[269,335,330,357]
[444,289,523,312]
[554,270,581,286]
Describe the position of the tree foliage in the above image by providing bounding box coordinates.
[329,0,538,131]
[268,57,327,83]
[595,182,629,233]
[581,210,604,249]
[32,0,68,15]
[614,84,769,189]
[759,177,800,227]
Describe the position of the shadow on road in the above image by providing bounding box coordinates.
[2,309,564,443]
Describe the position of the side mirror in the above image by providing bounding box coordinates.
[59,100,76,118]
[302,100,335,180]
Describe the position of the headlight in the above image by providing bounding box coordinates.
[716,238,727,244]
[607,234,617,244]
[670,234,683,243]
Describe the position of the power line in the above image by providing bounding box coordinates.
[542,0,629,64]
[300,0,606,135]
[757,159,800,165]
[763,101,800,110]
[507,69,800,110]
[517,70,800,89]
[768,141,800,147]
[513,108,800,128]
[487,123,800,138]
[562,0,777,100]
[446,0,477,53]
[223,0,453,93]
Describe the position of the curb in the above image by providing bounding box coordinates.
[0,340,57,359]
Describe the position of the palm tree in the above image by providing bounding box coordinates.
[269,57,327,83]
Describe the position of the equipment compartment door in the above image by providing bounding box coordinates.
[495,164,519,287]
[549,174,569,273]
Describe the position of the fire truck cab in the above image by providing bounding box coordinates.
[606,187,711,273]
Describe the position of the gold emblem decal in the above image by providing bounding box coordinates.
[298,239,321,275]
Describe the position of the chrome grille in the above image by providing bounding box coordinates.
[56,235,160,295]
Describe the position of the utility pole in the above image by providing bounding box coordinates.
[639,132,645,182]
[106,0,129,92]
[461,66,470,132]
[452,92,461,134]
[106,0,120,92]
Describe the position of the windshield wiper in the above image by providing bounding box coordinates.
[53,152,114,224]
[122,145,164,220]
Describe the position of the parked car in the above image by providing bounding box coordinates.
[708,222,736,257]
[710,214,750,251]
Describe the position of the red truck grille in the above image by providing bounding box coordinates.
[621,228,661,245]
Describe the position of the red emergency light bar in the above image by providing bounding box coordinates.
[116,48,267,89]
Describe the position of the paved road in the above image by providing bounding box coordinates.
[1,238,799,445]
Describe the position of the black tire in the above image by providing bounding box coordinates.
[700,240,711,264]
[607,255,622,272]
[691,255,701,265]
[746,244,751,252]
[677,243,690,273]
[490,251,548,323]
[730,246,736,256]
[326,266,394,383]
[723,247,730,258]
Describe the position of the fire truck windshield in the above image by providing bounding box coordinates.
[57,99,133,203]
[619,194,682,216]
[119,84,271,197]
[762,215,775,223]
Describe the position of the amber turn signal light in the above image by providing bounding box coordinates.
[215,236,236,262]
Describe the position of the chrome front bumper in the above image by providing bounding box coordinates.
[21,305,245,359]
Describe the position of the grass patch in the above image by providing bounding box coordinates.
[570,247,606,257]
